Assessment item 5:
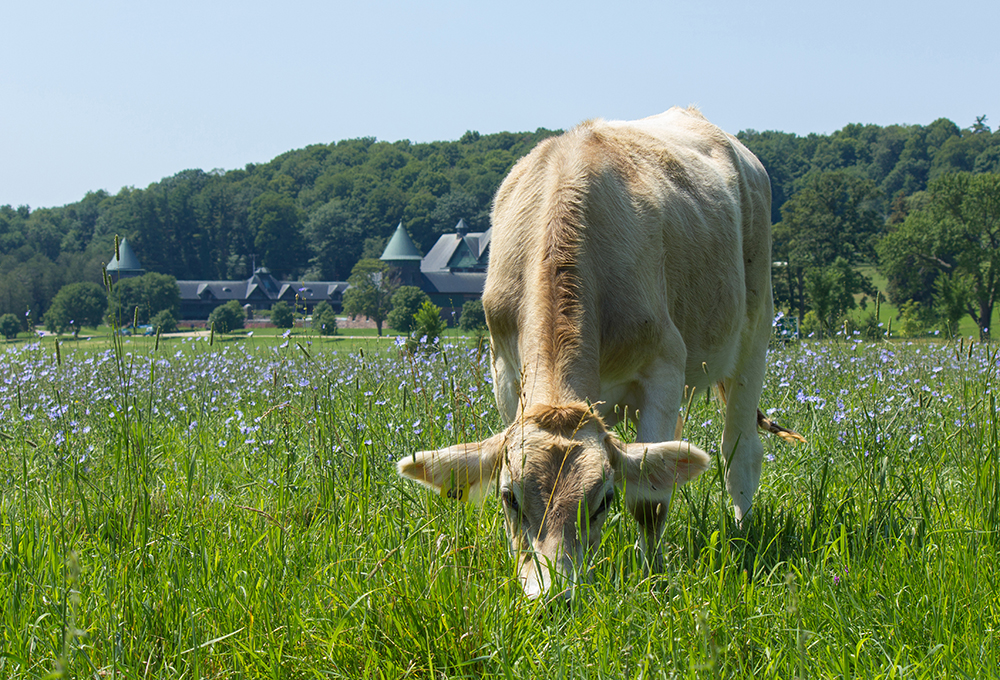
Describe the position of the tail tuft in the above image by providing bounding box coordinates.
[756,409,806,444]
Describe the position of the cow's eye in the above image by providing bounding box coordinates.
[501,489,521,516]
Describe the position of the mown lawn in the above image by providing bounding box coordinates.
[3,323,481,357]
[1,332,999,678]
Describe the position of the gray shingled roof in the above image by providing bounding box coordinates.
[176,271,349,305]
[380,222,423,262]
[421,271,489,295]
[421,227,491,274]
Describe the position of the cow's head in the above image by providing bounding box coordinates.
[396,402,709,600]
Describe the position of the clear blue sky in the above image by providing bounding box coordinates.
[2,0,997,210]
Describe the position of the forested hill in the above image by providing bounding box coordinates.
[2,116,999,325]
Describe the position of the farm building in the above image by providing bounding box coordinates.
[107,219,489,321]
[380,219,490,312]
[175,268,350,320]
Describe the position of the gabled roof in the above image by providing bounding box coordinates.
[246,268,280,297]
[176,274,349,304]
[176,281,247,301]
[380,222,423,262]
[106,238,145,272]
[422,224,491,274]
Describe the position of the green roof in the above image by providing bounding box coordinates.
[380,222,423,262]
[106,238,145,272]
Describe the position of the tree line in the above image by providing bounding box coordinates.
[2,115,999,337]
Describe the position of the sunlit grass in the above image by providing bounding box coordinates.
[1,332,999,678]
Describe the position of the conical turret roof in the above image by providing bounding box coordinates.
[380,222,423,262]
[106,238,145,272]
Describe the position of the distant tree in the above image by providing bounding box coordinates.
[311,301,338,336]
[874,191,938,306]
[0,253,62,324]
[974,147,1000,175]
[107,273,180,326]
[773,170,882,324]
[342,259,397,336]
[775,170,884,268]
[360,237,387,260]
[302,199,363,280]
[44,282,107,336]
[387,286,429,333]
[249,192,307,277]
[458,299,487,334]
[878,172,1000,340]
[432,190,487,234]
[0,313,19,340]
[208,300,245,334]
[150,309,178,334]
[270,301,294,329]
[802,258,874,336]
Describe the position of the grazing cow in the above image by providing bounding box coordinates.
[397,107,800,599]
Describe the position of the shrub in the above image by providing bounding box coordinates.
[896,300,936,338]
[0,313,19,341]
[411,300,445,346]
[800,311,825,339]
[45,282,107,336]
[106,273,180,326]
[458,299,487,334]
[150,309,178,334]
[270,301,294,329]
[388,286,430,333]
[851,311,885,341]
[933,273,970,339]
[208,300,245,334]
[312,301,339,336]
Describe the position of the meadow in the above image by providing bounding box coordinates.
[1,328,999,678]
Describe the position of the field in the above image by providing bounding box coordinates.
[2,329,1000,678]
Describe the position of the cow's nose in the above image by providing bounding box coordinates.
[520,554,579,601]
[520,564,551,600]
[522,576,545,600]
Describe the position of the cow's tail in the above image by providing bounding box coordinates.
[713,381,806,444]
[756,409,806,444]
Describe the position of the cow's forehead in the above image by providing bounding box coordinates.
[502,425,614,489]
[522,403,608,437]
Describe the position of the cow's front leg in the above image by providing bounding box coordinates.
[625,353,685,573]
[629,498,667,573]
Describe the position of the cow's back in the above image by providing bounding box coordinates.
[485,107,772,410]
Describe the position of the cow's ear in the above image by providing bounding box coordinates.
[607,437,710,502]
[396,432,505,503]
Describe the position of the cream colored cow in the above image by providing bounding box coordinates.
[398,107,798,599]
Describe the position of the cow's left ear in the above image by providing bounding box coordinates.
[607,437,711,502]
[396,432,505,503]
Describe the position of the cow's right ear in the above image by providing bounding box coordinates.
[396,432,505,503]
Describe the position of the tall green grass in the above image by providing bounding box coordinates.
[1,331,999,678]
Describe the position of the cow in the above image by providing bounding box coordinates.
[397,107,801,600]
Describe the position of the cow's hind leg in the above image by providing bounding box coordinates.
[718,330,769,528]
